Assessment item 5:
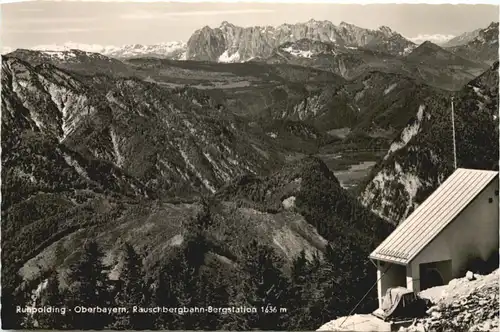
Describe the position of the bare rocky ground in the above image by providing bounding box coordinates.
[404,269,499,332]
[317,269,499,332]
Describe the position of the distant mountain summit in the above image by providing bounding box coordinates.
[448,22,499,64]
[185,20,416,62]
[408,34,456,45]
[442,29,482,47]
[104,42,187,59]
[407,40,445,56]
[3,41,187,60]
[405,40,480,67]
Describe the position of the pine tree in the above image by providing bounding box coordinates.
[64,240,113,329]
[112,242,151,330]
[151,261,181,329]
[153,205,221,330]
[239,240,291,330]
[327,236,369,302]
[1,275,29,330]
[195,262,233,330]
[308,260,339,326]
[220,268,251,330]
[288,250,315,329]
[167,206,215,329]
[167,236,207,330]
[33,273,65,329]
[309,237,374,324]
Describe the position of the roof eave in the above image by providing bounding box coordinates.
[368,253,409,265]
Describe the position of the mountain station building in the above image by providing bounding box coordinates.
[369,168,499,308]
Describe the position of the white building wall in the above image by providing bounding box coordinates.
[376,261,406,308]
[409,178,499,292]
[406,265,414,291]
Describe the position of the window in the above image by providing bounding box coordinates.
[495,190,499,196]
[489,197,493,203]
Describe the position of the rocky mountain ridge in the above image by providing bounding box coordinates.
[448,22,499,64]
[442,28,482,48]
[2,41,187,60]
[2,55,277,200]
[360,61,499,224]
[5,47,488,160]
[185,20,416,63]
[258,37,488,91]
[406,40,478,66]
[2,51,363,291]
[4,21,495,67]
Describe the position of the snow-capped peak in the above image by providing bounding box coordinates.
[281,45,314,58]
[218,50,240,63]
[107,41,186,58]
[30,42,117,54]
[408,34,455,45]
[3,41,187,60]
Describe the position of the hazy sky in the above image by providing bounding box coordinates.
[1,2,498,49]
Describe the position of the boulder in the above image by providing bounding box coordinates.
[282,196,296,209]
[466,271,476,281]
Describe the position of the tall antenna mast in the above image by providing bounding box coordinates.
[451,96,457,169]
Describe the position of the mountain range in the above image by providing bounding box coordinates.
[1,41,188,60]
[5,21,497,65]
[1,17,499,331]
[2,50,395,330]
[448,22,500,65]
[409,33,456,45]
[185,20,416,62]
[5,20,497,93]
[442,28,483,47]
